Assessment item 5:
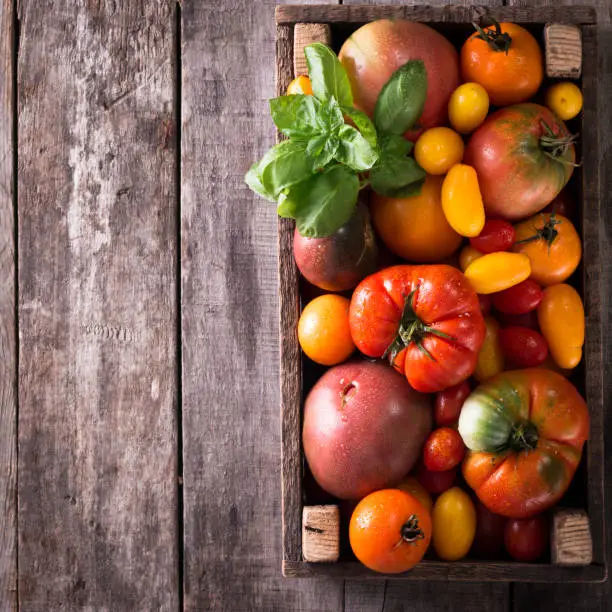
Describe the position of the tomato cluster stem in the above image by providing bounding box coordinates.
[472,18,512,53]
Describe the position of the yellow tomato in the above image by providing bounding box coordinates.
[396,477,433,514]
[537,284,585,369]
[432,487,476,561]
[474,316,504,382]
[448,82,490,134]
[464,252,531,294]
[414,127,465,175]
[287,75,313,96]
[545,82,583,121]
[459,245,484,272]
[441,164,485,237]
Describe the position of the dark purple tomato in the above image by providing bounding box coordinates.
[499,326,548,367]
[492,280,544,315]
[504,515,549,562]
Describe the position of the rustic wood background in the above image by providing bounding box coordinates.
[0,0,609,610]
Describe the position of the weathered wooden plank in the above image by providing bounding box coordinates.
[344,582,386,612]
[0,0,16,609]
[180,0,344,610]
[17,1,179,609]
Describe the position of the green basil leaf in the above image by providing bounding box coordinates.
[307,134,340,169]
[384,178,425,199]
[278,165,359,238]
[305,43,353,107]
[249,140,313,199]
[316,97,344,133]
[335,124,379,172]
[380,133,413,157]
[374,60,427,135]
[342,106,378,148]
[269,94,321,140]
[245,162,276,202]
[371,155,426,197]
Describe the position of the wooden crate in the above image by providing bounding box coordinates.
[276,4,605,582]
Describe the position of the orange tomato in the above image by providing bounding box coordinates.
[350,489,432,573]
[461,22,543,106]
[298,294,355,365]
[287,75,313,96]
[371,175,462,262]
[396,476,433,514]
[512,213,581,286]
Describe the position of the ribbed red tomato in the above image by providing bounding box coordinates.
[349,265,486,392]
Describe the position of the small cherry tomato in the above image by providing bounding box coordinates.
[543,187,577,219]
[414,127,465,175]
[497,310,539,331]
[512,213,581,287]
[435,381,471,427]
[286,75,313,96]
[441,164,485,237]
[474,316,504,382]
[448,82,490,134]
[396,476,433,514]
[459,245,484,272]
[423,427,465,472]
[499,326,548,368]
[470,219,516,254]
[537,284,585,369]
[478,294,492,315]
[504,515,549,562]
[432,487,477,561]
[415,463,457,495]
[491,279,544,315]
[464,252,531,294]
[545,82,583,121]
[471,500,507,559]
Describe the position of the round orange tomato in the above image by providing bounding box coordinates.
[298,294,355,365]
[512,213,581,286]
[287,75,312,96]
[350,489,432,573]
[371,175,462,262]
[461,21,543,106]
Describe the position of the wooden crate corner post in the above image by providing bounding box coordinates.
[293,23,332,77]
[302,505,340,563]
[544,23,582,79]
[551,508,593,566]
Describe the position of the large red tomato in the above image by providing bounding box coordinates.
[339,20,460,138]
[459,369,589,518]
[349,265,485,392]
[465,104,575,220]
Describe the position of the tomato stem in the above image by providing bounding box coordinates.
[514,212,562,253]
[400,514,425,544]
[510,420,539,452]
[472,18,512,54]
[540,120,580,167]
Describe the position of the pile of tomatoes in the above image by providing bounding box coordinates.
[289,19,589,574]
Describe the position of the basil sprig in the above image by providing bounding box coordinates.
[245,43,428,238]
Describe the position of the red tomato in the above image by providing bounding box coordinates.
[497,310,539,330]
[478,294,492,315]
[471,500,507,559]
[470,219,516,254]
[499,326,548,367]
[504,515,549,561]
[349,265,486,393]
[465,104,575,220]
[415,463,457,495]
[423,427,465,471]
[491,280,544,315]
[435,381,471,426]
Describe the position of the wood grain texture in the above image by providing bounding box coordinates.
[17,1,178,609]
[544,24,582,78]
[180,1,344,610]
[551,509,593,566]
[302,505,340,563]
[0,0,15,609]
[293,23,331,77]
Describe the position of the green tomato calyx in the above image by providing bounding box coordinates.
[400,514,425,546]
[509,420,539,452]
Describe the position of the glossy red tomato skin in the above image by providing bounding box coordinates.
[499,326,548,367]
[415,463,457,495]
[465,104,575,220]
[349,265,486,393]
[492,280,544,315]
[472,500,507,559]
[423,427,465,471]
[470,220,516,254]
[435,381,471,426]
[497,310,539,330]
[504,515,549,561]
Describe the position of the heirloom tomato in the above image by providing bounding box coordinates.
[512,213,581,286]
[499,326,548,368]
[423,427,465,471]
[349,265,485,392]
[432,487,476,561]
[459,369,589,518]
[504,515,549,562]
[448,82,489,134]
[465,104,576,220]
[491,279,543,315]
[464,252,531,294]
[350,489,432,573]
[435,381,471,426]
[414,127,464,175]
[461,21,543,107]
[472,500,507,559]
[441,164,485,238]
[545,82,583,121]
[474,316,504,382]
